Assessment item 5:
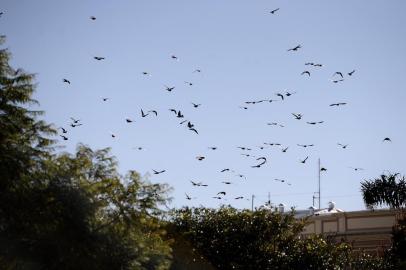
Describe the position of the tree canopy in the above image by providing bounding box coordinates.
[361,173,406,269]
[0,37,173,269]
[361,173,406,209]
[171,206,386,270]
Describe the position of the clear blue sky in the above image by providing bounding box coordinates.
[2,0,406,211]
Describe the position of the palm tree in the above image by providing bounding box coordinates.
[361,173,406,267]
[361,173,406,210]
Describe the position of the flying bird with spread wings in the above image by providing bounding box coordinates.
[292,113,303,120]
[288,44,301,51]
[153,169,166,175]
[270,8,280,14]
[251,157,267,168]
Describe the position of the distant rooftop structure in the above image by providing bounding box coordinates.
[293,201,344,219]
[300,205,400,255]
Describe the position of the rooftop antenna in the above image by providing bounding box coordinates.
[313,158,321,209]
[318,158,321,209]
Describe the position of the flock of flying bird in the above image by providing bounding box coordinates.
[50,8,395,206]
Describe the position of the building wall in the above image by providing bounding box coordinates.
[301,209,399,254]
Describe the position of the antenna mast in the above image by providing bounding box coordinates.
[318,158,321,209]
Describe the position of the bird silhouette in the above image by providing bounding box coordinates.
[267,122,285,127]
[190,181,199,186]
[348,70,356,76]
[186,121,194,129]
[274,179,291,186]
[126,118,134,123]
[270,8,280,14]
[383,137,392,142]
[297,144,314,148]
[141,109,149,117]
[191,180,207,187]
[153,169,166,174]
[191,103,201,108]
[63,78,71,84]
[288,45,301,51]
[90,16,96,20]
[285,91,296,97]
[333,72,344,78]
[102,97,109,101]
[185,193,192,200]
[221,169,230,172]
[193,69,202,73]
[110,133,116,138]
[212,196,222,200]
[330,102,347,107]
[208,147,217,150]
[252,157,267,168]
[276,93,284,100]
[274,178,286,183]
[217,191,226,196]
[94,56,105,61]
[239,106,248,110]
[320,167,327,172]
[59,127,67,134]
[301,71,311,76]
[332,79,344,83]
[70,123,82,128]
[306,121,324,125]
[349,167,364,171]
[148,110,158,116]
[292,113,303,120]
[222,181,232,185]
[337,143,348,149]
[189,128,199,134]
[165,85,175,92]
[171,55,178,60]
[281,147,289,153]
[264,143,281,146]
[142,71,150,76]
[185,81,193,86]
[196,156,205,161]
[235,196,244,200]
[237,147,252,151]
[70,117,80,124]
[177,111,184,118]
[300,156,309,163]
[60,135,68,141]
[267,99,279,103]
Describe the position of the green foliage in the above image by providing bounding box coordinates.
[0,38,173,269]
[45,145,174,269]
[387,217,406,269]
[171,206,374,270]
[361,173,406,209]
[348,253,393,270]
[361,173,406,269]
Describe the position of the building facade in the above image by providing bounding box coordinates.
[301,208,400,255]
